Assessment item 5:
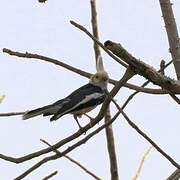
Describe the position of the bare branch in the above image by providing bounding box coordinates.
[104,40,180,94]
[42,171,58,180]
[40,139,101,180]
[111,99,180,169]
[159,0,180,80]
[121,60,173,112]
[104,107,119,180]
[132,146,153,180]
[70,20,128,68]
[3,48,91,79]
[160,60,166,75]
[169,94,180,104]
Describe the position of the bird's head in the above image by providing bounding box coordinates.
[90,71,109,89]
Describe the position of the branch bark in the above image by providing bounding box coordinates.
[159,2,180,177]
[104,40,180,93]
[104,107,119,180]
[159,0,180,80]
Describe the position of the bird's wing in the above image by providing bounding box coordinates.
[50,83,105,121]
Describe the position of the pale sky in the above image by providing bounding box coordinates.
[0,0,180,179]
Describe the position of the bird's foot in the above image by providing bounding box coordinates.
[73,115,86,134]
[84,114,95,127]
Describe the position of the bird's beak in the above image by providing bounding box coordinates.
[103,77,108,81]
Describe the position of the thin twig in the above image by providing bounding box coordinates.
[70,20,128,68]
[160,60,166,75]
[169,94,180,104]
[0,112,24,116]
[42,171,58,180]
[3,48,91,79]
[132,146,153,180]
[40,139,101,180]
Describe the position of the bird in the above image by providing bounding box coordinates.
[22,71,109,129]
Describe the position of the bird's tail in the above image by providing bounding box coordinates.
[22,104,57,120]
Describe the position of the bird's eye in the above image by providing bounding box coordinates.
[95,75,99,79]
[103,77,108,81]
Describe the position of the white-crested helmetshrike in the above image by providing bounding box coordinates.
[23,71,109,128]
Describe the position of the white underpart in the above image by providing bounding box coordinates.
[55,92,103,119]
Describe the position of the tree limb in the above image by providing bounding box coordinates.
[159,0,180,80]
[104,40,180,93]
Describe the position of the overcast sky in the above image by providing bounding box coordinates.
[0,0,180,179]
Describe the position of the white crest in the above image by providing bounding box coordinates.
[96,55,105,72]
